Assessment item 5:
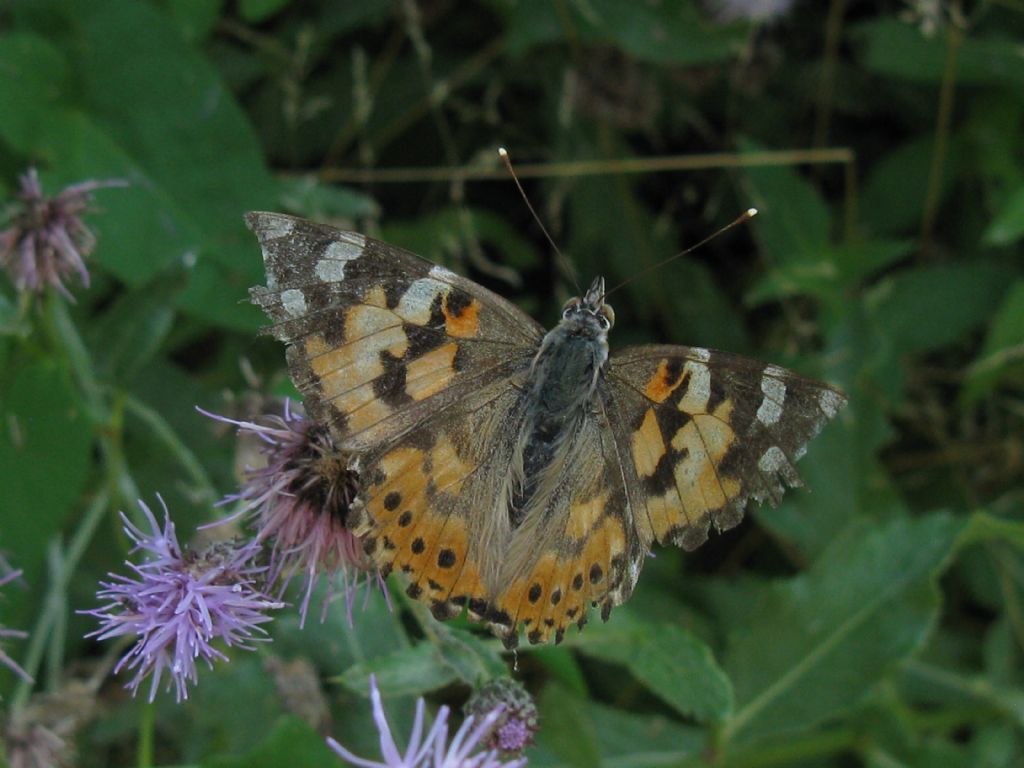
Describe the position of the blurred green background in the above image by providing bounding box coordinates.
[1,0,1023,766]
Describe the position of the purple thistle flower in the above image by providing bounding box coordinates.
[464,678,538,756]
[327,675,528,768]
[0,568,32,683]
[199,402,383,626]
[0,168,127,301]
[83,496,282,702]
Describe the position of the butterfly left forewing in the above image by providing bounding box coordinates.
[605,344,846,551]
[246,212,544,451]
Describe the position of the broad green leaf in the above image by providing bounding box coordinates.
[239,0,290,23]
[0,361,94,590]
[569,616,733,723]
[536,682,603,768]
[338,643,457,698]
[984,186,1024,246]
[867,260,1013,356]
[497,0,742,65]
[746,240,913,305]
[87,265,187,384]
[857,19,1024,90]
[740,145,832,268]
[861,137,959,235]
[164,0,226,42]
[204,717,335,768]
[431,624,509,684]
[587,698,704,767]
[0,33,67,152]
[723,513,963,742]
[277,176,380,221]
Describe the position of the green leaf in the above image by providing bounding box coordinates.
[536,682,603,768]
[164,0,226,43]
[962,280,1024,403]
[740,145,832,268]
[239,0,290,23]
[87,265,186,384]
[569,617,734,723]
[857,19,1024,90]
[277,176,380,221]
[861,137,959,235]
[746,239,913,305]
[203,717,335,768]
[338,643,458,699]
[0,361,94,587]
[0,33,68,152]
[984,186,1024,246]
[722,513,963,742]
[431,624,510,685]
[868,260,1014,356]
[498,0,742,65]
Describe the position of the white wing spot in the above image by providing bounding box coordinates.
[396,278,449,325]
[757,445,787,473]
[818,389,844,419]
[262,217,294,241]
[315,239,364,282]
[677,361,711,413]
[429,264,457,281]
[764,364,787,377]
[756,376,786,425]
[281,288,307,317]
[690,347,711,363]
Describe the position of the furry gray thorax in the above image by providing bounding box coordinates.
[509,277,613,525]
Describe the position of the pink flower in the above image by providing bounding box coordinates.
[0,168,126,300]
[328,675,528,768]
[199,402,383,626]
[84,497,282,702]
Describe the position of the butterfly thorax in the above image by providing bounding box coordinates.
[509,277,614,525]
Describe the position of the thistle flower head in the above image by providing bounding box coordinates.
[83,496,282,702]
[0,568,32,683]
[327,675,528,768]
[200,402,382,626]
[464,678,539,756]
[0,168,126,301]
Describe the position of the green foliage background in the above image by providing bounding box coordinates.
[1,1,1023,766]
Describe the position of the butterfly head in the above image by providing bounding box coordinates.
[561,276,615,337]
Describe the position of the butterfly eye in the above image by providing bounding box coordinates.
[597,313,611,330]
[562,305,575,320]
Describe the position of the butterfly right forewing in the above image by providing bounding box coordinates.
[605,344,846,552]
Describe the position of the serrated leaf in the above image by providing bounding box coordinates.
[723,513,963,742]
[740,144,832,268]
[868,260,1013,356]
[338,643,457,699]
[432,624,509,684]
[569,618,734,723]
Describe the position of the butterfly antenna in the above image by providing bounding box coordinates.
[601,208,758,301]
[499,147,581,295]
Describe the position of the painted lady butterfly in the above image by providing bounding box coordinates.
[248,212,846,647]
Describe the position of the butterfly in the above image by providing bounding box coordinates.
[247,211,846,647]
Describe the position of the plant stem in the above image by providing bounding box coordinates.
[919,16,963,256]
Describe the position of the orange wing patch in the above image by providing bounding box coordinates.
[644,359,687,403]
[443,294,482,338]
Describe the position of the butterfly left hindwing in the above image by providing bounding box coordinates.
[247,211,847,647]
